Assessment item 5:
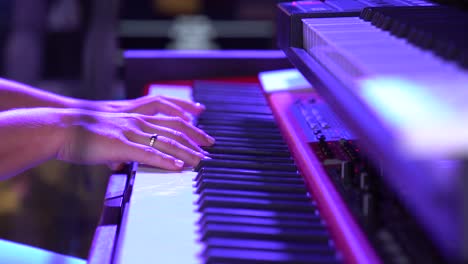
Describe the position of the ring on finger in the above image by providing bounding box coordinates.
[149,134,159,147]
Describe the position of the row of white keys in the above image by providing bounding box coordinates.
[302,17,462,81]
[115,167,200,264]
[302,16,468,157]
[114,85,201,264]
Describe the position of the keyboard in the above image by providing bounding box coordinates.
[89,2,468,263]
[278,1,468,263]
[114,81,345,264]
[94,75,453,263]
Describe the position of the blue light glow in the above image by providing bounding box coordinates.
[0,239,85,264]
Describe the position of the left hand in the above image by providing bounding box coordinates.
[79,95,206,121]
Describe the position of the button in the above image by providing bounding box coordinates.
[320,122,329,128]
[307,121,319,129]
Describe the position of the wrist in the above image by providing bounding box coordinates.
[0,108,71,168]
[39,108,74,160]
[67,98,115,112]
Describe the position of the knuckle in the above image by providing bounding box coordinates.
[142,147,163,163]
[123,127,139,139]
[153,96,163,105]
[161,153,174,161]
[190,149,201,158]
[174,116,184,123]
[126,113,144,126]
[156,152,174,165]
[144,146,158,155]
[167,139,179,148]
[171,116,186,127]
[172,131,186,141]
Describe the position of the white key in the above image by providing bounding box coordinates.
[302,16,468,157]
[115,85,202,264]
[114,167,201,264]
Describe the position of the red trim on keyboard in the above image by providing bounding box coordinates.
[143,77,260,95]
[267,91,381,264]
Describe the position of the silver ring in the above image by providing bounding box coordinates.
[149,134,158,147]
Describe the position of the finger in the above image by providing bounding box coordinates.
[120,141,184,171]
[150,135,205,167]
[162,96,205,115]
[139,122,203,153]
[154,98,192,121]
[127,131,206,167]
[133,96,191,121]
[107,162,125,171]
[144,116,215,146]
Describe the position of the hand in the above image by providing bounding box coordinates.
[0,107,214,179]
[57,109,214,170]
[78,95,206,121]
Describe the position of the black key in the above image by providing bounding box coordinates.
[195,179,308,195]
[206,140,289,151]
[197,168,301,179]
[203,247,340,264]
[204,237,337,254]
[197,189,311,202]
[199,112,275,121]
[199,215,325,229]
[200,223,330,243]
[209,136,286,146]
[194,87,263,97]
[198,124,281,133]
[194,159,298,172]
[201,147,291,157]
[197,196,316,212]
[207,153,293,163]
[195,172,304,184]
[196,118,278,128]
[193,81,263,92]
[204,130,284,140]
[202,207,323,221]
[195,96,267,105]
[199,104,273,115]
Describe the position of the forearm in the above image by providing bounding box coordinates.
[0,78,82,111]
[0,108,65,180]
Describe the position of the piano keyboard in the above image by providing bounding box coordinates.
[302,13,468,85]
[360,6,468,67]
[192,81,342,264]
[282,4,468,262]
[114,81,343,264]
[302,7,468,156]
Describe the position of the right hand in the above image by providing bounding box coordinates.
[56,108,214,170]
[74,95,207,122]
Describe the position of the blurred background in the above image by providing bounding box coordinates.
[0,0,282,260]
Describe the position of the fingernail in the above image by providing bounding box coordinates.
[195,102,206,110]
[202,150,210,156]
[174,159,184,168]
[203,156,212,160]
[205,135,215,145]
